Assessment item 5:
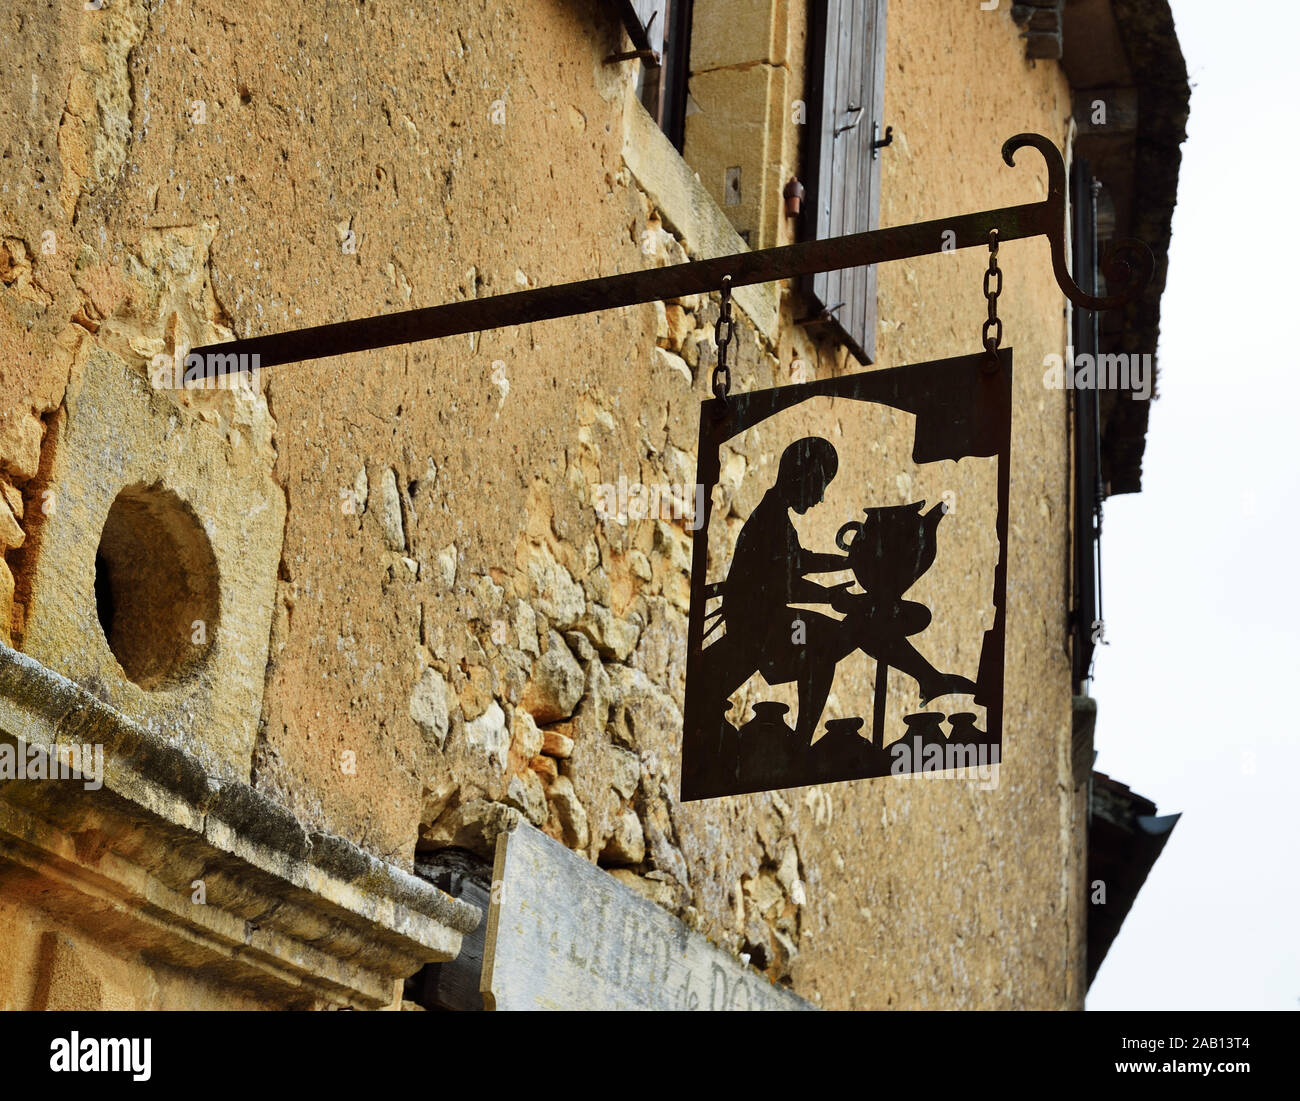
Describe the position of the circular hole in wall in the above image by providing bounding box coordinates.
[94,483,220,690]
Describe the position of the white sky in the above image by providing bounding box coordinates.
[1084,0,1300,1010]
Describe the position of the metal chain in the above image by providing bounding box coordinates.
[982,228,1002,371]
[712,275,734,403]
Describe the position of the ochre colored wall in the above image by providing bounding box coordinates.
[0,899,278,1011]
[0,0,1088,1009]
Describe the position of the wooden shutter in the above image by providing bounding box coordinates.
[1069,156,1102,691]
[612,1,667,55]
[805,0,888,363]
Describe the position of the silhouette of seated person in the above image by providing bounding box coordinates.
[705,436,974,743]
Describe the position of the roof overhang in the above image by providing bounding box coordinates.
[1087,770,1180,987]
[1060,0,1190,495]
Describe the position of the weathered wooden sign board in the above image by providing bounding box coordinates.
[681,351,1012,800]
[479,821,812,1011]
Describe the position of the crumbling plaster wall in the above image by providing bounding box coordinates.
[0,0,1087,1009]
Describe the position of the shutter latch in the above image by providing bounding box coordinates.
[871,124,895,159]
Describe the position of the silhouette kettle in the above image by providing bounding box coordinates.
[834,500,947,597]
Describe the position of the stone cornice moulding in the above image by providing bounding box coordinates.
[0,644,480,1009]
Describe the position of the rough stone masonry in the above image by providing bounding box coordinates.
[0,0,1089,1009]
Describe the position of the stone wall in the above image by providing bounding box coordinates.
[0,0,1089,1009]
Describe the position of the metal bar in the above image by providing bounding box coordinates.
[190,133,1151,374]
[872,662,888,750]
[195,207,1042,372]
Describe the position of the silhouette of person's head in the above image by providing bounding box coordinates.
[775,437,838,513]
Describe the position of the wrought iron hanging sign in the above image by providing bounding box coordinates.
[190,134,1151,801]
[680,244,1012,800]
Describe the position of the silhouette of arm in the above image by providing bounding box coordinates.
[791,577,853,605]
[797,549,851,575]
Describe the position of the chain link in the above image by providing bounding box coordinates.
[712,275,734,403]
[982,229,1002,371]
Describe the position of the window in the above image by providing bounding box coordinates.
[679,0,797,252]
[611,1,694,150]
[802,0,888,364]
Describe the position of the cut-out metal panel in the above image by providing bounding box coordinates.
[681,351,1012,800]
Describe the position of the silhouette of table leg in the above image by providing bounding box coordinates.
[871,662,888,749]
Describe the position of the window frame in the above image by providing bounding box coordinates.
[613,0,694,151]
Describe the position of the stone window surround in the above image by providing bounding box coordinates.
[621,89,780,347]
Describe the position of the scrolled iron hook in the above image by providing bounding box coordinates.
[1000,133,1153,312]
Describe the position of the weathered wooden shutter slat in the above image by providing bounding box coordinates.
[830,0,856,244]
[809,0,888,363]
[816,0,842,245]
[861,0,887,352]
[842,0,868,345]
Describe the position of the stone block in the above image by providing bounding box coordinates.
[520,631,584,723]
[682,64,789,252]
[17,350,284,782]
[690,0,789,71]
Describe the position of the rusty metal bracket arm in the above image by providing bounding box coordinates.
[1002,133,1154,313]
[192,133,1151,373]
